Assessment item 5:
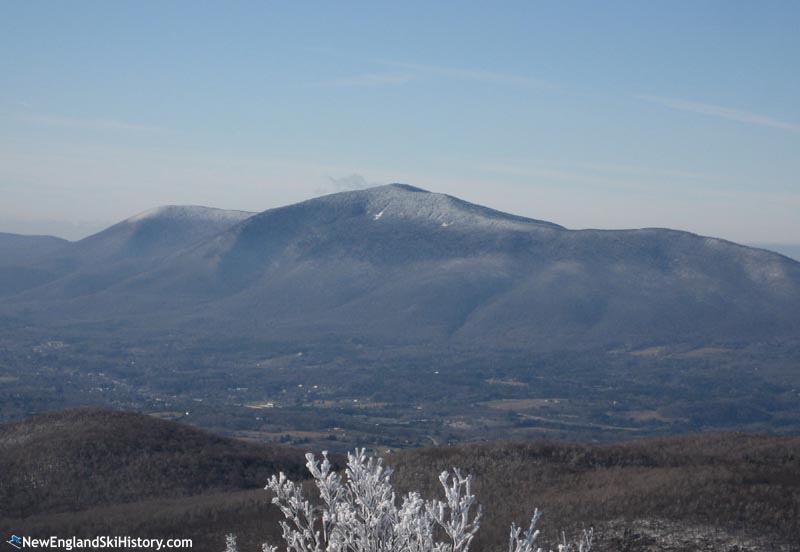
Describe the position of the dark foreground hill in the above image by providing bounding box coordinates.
[0,408,307,518]
[1,410,798,552]
[389,435,800,552]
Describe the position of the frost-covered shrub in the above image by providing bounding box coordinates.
[224,534,239,552]
[229,448,591,552]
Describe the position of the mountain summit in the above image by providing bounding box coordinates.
[252,183,564,231]
[73,204,255,261]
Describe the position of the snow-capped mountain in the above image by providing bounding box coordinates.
[2,205,255,299]
[3,184,798,349]
[70,205,256,261]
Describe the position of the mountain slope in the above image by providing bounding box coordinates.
[752,242,800,262]
[0,232,69,265]
[3,205,255,299]
[389,434,800,551]
[2,409,798,552]
[39,183,798,349]
[0,408,306,518]
[0,232,71,297]
[69,205,256,262]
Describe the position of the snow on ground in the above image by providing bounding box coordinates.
[127,205,255,224]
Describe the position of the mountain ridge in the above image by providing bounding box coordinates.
[1,205,256,300]
[2,184,799,349]
[0,408,309,518]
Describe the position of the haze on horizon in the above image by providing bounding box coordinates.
[1,2,798,247]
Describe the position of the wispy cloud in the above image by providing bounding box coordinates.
[320,52,556,90]
[323,72,415,87]
[20,114,167,132]
[637,95,800,132]
[313,173,383,195]
[329,173,378,190]
[383,60,554,89]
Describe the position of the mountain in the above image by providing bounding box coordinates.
[0,232,70,296]
[2,409,797,552]
[2,205,254,299]
[14,183,796,349]
[388,434,800,551]
[2,185,799,441]
[66,205,256,262]
[0,232,69,265]
[752,242,800,262]
[0,408,307,518]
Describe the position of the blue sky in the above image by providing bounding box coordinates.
[1,1,798,243]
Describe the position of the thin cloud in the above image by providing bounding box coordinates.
[330,173,374,190]
[323,72,415,87]
[637,95,800,132]
[383,60,555,89]
[313,49,556,90]
[313,173,383,195]
[20,113,167,132]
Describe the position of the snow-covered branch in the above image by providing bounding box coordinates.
[228,448,590,552]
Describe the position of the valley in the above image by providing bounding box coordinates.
[2,328,797,451]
